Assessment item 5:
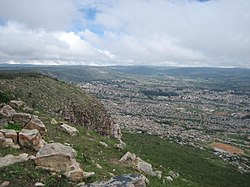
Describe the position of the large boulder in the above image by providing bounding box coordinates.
[0,153,29,168]
[59,124,78,137]
[24,116,46,136]
[19,129,45,151]
[35,143,83,182]
[81,174,147,187]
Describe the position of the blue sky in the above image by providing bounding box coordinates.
[0,0,249,67]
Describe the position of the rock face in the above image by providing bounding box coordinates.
[0,153,29,168]
[35,143,83,182]
[19,129,45,151]
[59,124,78,137]
[82,174,147,187]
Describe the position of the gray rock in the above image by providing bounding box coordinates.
[169,171,180,179]
[0,153,29,168]
[50,118,58,125]
[99,141,108,148]
[83,174,146,187]
[83,171,95,179]
[0,181,10,187]
[119,152,153,174]
[163,176,173,182]
[0,118,8,128]
[35,143,83,182]
[149,170,162,179]
[60,124,78,136]
[114,139,126,150]
[34,182,45,187]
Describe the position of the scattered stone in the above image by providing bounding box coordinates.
[50,118,58,125]
[35,143,83,182]
[114,139,126,150]
[19,129,45,151]
[109,172,115,177]
[64,142,71,146]
[83,174,146,187]
[119,151,137,162]
[163,176,173,182]
[60,124,78,136]
[23,107,34,113]
[24,116,46,136]
[169,171,180,179]
[34,182,45,187]
[0,105,16,118]
[76,182,85,187]
[119,151,153,174]
[83,171,95,179]
[34,111,40,115]
[149,170,162,179]
[99,141,108,148]
[0,181,10,187]
[0,153,29,168]
[95,163,103,169]
[28,155,36,160]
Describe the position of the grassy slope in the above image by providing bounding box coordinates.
[0,72,108,129]
[123,133,250,187]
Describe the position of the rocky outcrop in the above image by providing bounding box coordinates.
[81,174,147,187]
[0,153,29,168]
[59,124,78,137]
[35,143,83,182]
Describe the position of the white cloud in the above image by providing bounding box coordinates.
[0,0,250,67]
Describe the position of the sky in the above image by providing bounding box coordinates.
[0,0,249,67]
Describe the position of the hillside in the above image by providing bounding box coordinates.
[0,72,249,187]
[0,72,120,138]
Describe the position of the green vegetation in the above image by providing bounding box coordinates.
[0,72,109,128]
[123,132,250,187]
[5,123,22,131]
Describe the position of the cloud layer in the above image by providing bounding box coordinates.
[0,0,249,67]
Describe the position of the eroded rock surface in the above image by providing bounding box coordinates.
[35,143,83,182]
[19,129,45,151]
